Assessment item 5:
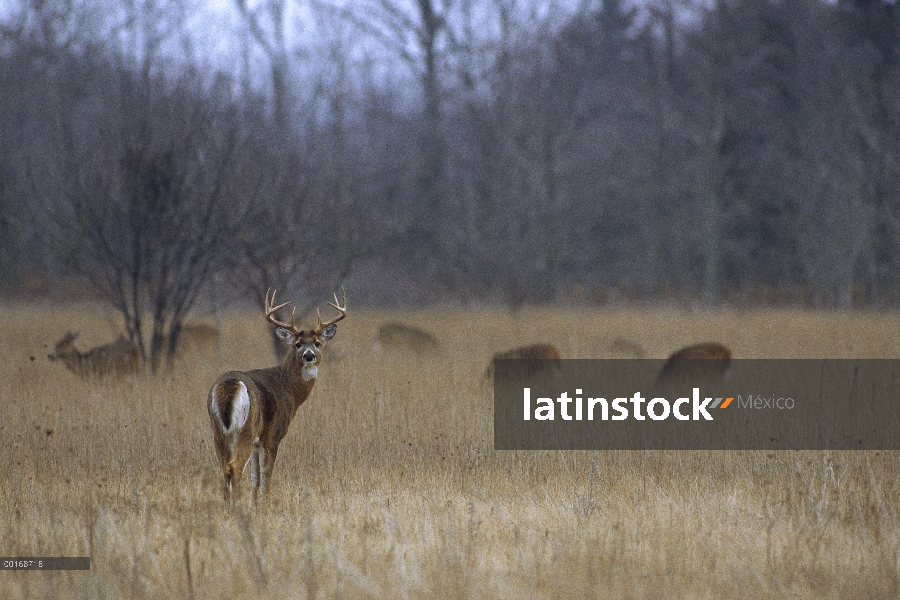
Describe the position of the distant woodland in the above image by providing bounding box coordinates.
[1,0,900,320]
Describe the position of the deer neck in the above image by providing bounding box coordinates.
[65,350,88,375]
[279,353,318,408]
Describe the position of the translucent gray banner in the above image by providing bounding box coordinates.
[493,359,900,450]
[0,557,91,570]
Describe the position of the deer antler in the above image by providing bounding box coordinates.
[265,288,298,333]
[315,287,347,333]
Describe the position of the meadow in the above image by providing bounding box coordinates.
[1,302,900,598]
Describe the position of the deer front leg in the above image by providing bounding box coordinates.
[261,444,279,494]
[250,441,264,508]
[249,441,281,508]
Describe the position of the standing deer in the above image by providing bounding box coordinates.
[485,343,563,380]
[654,342,732,387]
[207,288,347,506]
[48,332,140,379]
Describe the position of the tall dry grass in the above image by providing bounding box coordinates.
[1,303,900,598]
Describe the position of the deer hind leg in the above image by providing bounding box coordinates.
[216,418,253,505]
[222,440,253,505]
[210,380,253,504]
[222,465,235,503]
[216,448,234,504]
[211,430,236,503]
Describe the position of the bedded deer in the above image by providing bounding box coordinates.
[654,342,732,387]
[485,343,563,380]
[207,288,347,506]
[374,322,439,353]
[48,332,140,379]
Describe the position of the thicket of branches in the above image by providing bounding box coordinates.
[2,0,900,341]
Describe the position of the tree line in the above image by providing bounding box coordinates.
[1,0,899,365]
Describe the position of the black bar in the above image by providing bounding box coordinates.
[0,557,90,570]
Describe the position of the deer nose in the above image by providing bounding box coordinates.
[302,350,316,363]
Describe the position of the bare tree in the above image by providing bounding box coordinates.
[229,150,359,358]
[38,69,251,370]
[112,0,197,82]
[224,72,371,357]
[0,0,110,294]
[0,0,105,57]
[234,0,295,133]
[667,0,732,306]
[330,0,468,290]
[786,1,879,308]
[450,0,657,305]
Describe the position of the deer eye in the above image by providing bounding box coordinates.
[295,342,302,348]
[314,341,321,348]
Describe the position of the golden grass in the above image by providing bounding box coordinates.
[2,303,900,598]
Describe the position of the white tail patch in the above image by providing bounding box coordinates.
[213,381,250,445]
[231,382,250,431]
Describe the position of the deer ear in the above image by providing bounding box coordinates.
[275,327,294,343]
[320,324,337,341]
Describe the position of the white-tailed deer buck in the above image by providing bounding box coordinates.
[207,288,347,506]
[654,342,732,387]
[48,332,140,379]
[374,322,439,353]
[485,343,563,380]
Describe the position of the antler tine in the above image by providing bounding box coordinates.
[265,288,296,332]
[316,287,348,332]
[328,287,347,312]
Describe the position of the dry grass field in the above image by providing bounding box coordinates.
[2,303,900,598]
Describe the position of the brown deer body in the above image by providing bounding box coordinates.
[207,289,346,506]
[170,323,219,353]
[48,332,140,378]
[609,337,646,358]
[485,343,563,380]
[374,322,439,353]
[655,342,732,387]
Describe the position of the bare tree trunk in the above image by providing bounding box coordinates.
[702,92,725,306]
[702,1,726,307]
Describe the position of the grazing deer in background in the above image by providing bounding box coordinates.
[207,288,347,506]
[374,322,439,353]
[608,337,646,358]
[485,343,563,380]
[169,323,219,354]
[48,332,140,379]
[654,342,732,387]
